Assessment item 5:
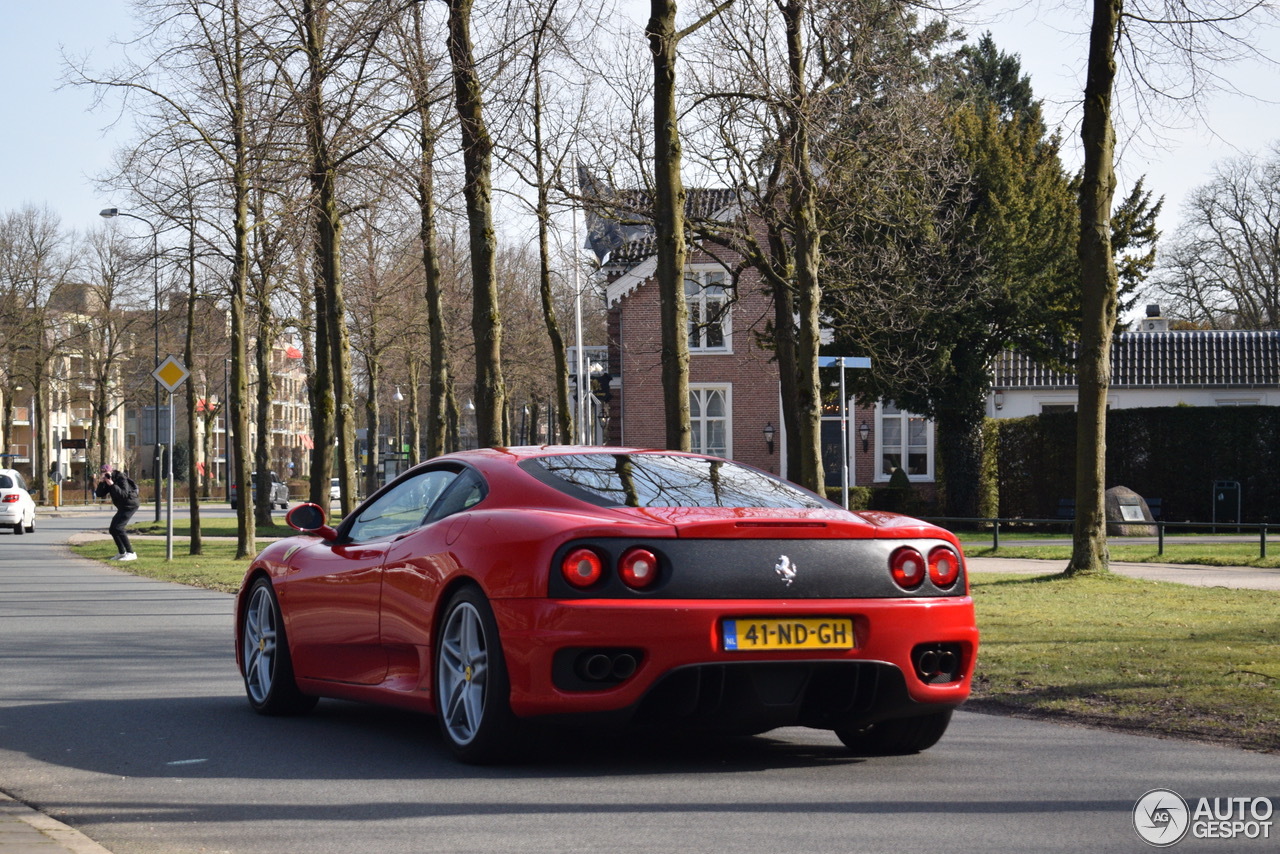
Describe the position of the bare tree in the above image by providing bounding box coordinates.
[75,227,150,478]
[1067,0,1278,576]
[1152,143,1280,329]
[0,207,78,501]
[491,0,602,445]
[682,0,951,489]
[645,0,735,452]
[444,0,508,447]
[72,0,284,556]
[386,1,455,458]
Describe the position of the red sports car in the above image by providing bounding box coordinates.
[235,447,978,763]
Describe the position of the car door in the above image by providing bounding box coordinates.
[379,467,487,689]
[281,468,455,685]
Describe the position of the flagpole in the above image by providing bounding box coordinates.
[572,199,585,445]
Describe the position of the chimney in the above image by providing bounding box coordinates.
[1140,304,1169,333]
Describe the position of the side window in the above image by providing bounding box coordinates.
[426,468,487,523]
[347,469,458,543]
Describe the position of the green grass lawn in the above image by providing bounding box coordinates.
[74,537,251,593]
[969,571,1280,751]
[70,532,1280,752]
[129,514,305,539]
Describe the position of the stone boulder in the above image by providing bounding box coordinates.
[1105,485,1156,536]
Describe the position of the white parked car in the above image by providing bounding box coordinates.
[330,477,341,502]
[0,469,36,535]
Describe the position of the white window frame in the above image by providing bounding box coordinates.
[873,401,934,483]
[689,384,732,458]
[1215,397,1260,406]
[685,267,732,354]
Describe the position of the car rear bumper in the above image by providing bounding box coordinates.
[493,597,977,727]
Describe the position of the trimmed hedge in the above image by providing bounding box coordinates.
[992,406,1280,523]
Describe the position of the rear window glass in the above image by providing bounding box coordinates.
[0,475,12,489]
[523,453,831,509]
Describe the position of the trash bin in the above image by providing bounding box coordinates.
[1212,480,1240,526]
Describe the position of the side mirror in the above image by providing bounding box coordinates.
[286,503,338,541]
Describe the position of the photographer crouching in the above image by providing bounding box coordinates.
[95,465,141,561]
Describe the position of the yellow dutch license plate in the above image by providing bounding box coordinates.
[723,618,855,652]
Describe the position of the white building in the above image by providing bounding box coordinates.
[988,308,1280,418]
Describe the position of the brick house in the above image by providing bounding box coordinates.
[603,195,782,476]
[599,190,940,495]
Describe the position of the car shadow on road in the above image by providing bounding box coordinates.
[0,694,868,784]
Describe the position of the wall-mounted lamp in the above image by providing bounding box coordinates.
[993,389,1005,410]
[858,420,870,452]
[763,422,776,454]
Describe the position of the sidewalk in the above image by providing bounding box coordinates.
[0,792,112,854]
[967,555,1280,590]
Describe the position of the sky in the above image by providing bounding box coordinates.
[2,0,1278,242]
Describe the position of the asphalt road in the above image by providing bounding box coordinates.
[1,511,1277,854]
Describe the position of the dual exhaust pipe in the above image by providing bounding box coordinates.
[577,649,639,683]
[913,643,962,684]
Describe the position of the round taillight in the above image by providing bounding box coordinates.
[562,547,604,588]
[928,546,961,588]
[890,546,926,590]
[619,547,660,589]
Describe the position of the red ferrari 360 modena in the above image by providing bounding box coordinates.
[235,447,978,763]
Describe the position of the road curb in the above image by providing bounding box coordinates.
[0,790,114,854]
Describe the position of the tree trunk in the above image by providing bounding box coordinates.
[230,185,254,557]
[253,314,275,528]
[415,110,450,460]
[407,357,422,465]
[302,0,357,517]
[532,66,572,445]
[446,0,506,447]
[1066,0,1122,576]
[767,232,800,481]
[365,358,381,498]
[405,2,449,460]
[782,0,824,493]
[183,214,202,554]
[648,0,691,452]
[229,2,254,557]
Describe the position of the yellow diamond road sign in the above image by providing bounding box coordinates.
[153,356,190,393]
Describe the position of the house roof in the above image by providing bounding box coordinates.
[597,187,740,307]
[594,187,739,269]
[993,330,1280,390]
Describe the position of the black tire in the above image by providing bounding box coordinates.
[835,710,953,756]
[13,522,23,536]
[239,576,317,716]
[434,586,518,763]
[24,515,34,533]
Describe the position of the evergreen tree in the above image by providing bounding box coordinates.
[828,35,1079,517]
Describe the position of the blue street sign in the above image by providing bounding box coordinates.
[817,356,872,369]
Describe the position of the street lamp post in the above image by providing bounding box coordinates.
[100,207,162,522]
[224,358,233,501]
[392,386,404,480]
